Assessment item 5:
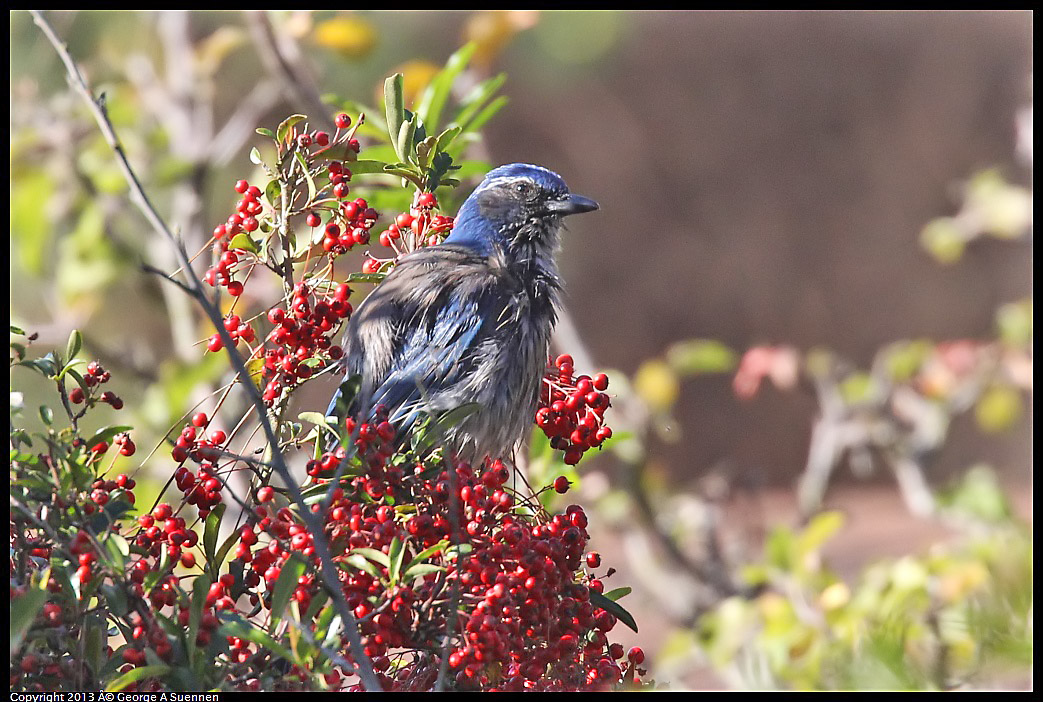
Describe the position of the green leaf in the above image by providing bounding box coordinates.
[589,588,639,633]
[456,95,508,141]
[451,72,506,134]
[84,612,106,675]
[321,612,342,650]
[402,563,444,581]
[797,510,844,559]
[415,42,477,134]
[277,114,308,144]
[256,127,276,140]
[996,299,1032,347]
[346,159,390,175]
[220,616,299,666]
[265,179,282,208]
[351,547,390,569]
[433,125,462,155]
[397,113,418,165]
[17,352,59,378]
[443,543,473,561]
[294,151,317,204]
[331,375,361,419]
[666,339,737,375]
[384,74,405,157]
[229,232,260,254]
[299,411,329,426]
[55,357,86,383]
[346,272,387,284]
[10,566,49,651]
[65,328,83,363]
[213,529,240,573]
[270,554,307,627]
[404,540,449,572]
[249,147,263,165]
[975,385,1023,433]
[203,503,227,567]
[602,586,632,602]
[339,553,380,578]
[84,425,134,452]
[416,135,438,170]
[103,533,130,569]
[388,537,405,586]
[38,405,53,426]
[105,665,171,692]
[187,575,210,668]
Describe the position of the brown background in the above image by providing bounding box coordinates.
[482,10,1032,490]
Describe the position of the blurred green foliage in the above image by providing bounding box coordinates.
[693,468,1031,690]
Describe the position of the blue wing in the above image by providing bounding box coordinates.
[366,292,486,431]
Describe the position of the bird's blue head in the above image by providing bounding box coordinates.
[445,163,599,258]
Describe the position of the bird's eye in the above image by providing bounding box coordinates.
[513,181,534,198]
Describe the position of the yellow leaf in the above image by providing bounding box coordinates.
[465,11,540,68]
[313,15,377,60]
[975,384,1023,433]
[196,26,246,76]
[920,217,966,264]
[818,581,850,611]
[245,357,266,391]
[633,359,680,412]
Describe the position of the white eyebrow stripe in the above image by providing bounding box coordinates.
[473,175,533,193]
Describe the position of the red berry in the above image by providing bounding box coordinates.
[553,476,570,494]
[335,113,352,129]
[69,387,85,404]
[234,180,249,194]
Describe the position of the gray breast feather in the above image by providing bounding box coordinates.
[340,245,559,461]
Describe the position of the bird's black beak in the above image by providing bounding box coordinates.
[546,193,599,216]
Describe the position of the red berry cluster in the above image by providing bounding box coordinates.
[207,313,257,354]
[314,194,380,257]
[133,502,201,576]
[169,412,227,518]
[219,412,636,691]
[536,355,613,465]
[257,281,351,406]
[82,472,136,517]
[370,194,455,272]
[68,360,123,409]
[204,181,265,298]
[122,611,178,666]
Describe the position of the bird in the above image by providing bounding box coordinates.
[326,163,598,463]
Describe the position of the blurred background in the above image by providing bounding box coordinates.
[10,10,1032,690]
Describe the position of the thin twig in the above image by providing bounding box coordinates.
[243,10,335,132]
[30,10,382,691]
[142,262,198,296]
